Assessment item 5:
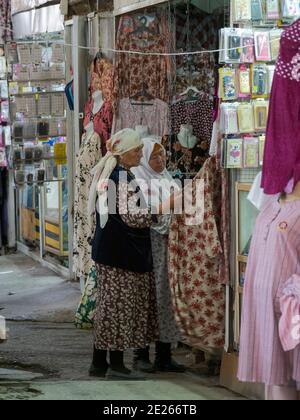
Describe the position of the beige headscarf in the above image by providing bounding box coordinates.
[88,128,143,228]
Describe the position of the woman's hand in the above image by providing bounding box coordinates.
[157,191,183,215]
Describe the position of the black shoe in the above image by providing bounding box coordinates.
[133,359,156,373]
[154,359,186,373]
[106,367,146,381]
[133,346,156,373]
[89,363,109,378]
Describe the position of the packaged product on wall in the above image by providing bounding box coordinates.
[241,30,255,63]
[251,0,264,20]
[17,44,32,65]
[0,100,9,122]
[9,82,18,95]
[238,103,255,133]
[37,93,51,116]
[7,43,18,65]
[267,65,276,93]
[259,134,266,165]
[252,64,268,97]
[30,65,43,81]
[253,99,269,130]
[254,31,272,61]
[219,28,226,63]
[51,44,65,64]
[224,28,242,63]
[243,136,259,168]
[269,29,283,61]
[235,0,252,21]
[220,103,239,135]
[54,142,67,161]
[226,137,243,168]
[266,0,281,19]
[282,0,300,18]
[0,80,8,99]
[13,64,30,82]
[51,93,65,117]
[0,57,7,79]
[31,44,43,65]
[219,67,238,100]
[3,126,11,146]
[238,65,251,97]
[0,147,7,167]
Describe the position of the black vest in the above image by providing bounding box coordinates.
[91,166,153,273]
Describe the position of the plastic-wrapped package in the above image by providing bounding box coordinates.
[253,99,269,131]
[219,67,238,100]
[243,137,259,168]
[254,31,272,62]
[237,103,255,133]
[220,103,239,135]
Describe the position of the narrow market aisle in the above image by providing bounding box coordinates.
[0,253,245,400]
[0,253,80,322]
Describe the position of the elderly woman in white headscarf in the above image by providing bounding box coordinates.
[131,138,185,374]
[88,129,160,381]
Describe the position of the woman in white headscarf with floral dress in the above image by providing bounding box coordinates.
[132,138,185,373]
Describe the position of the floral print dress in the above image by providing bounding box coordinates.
[151,229,181,344]
[168,157,225,354]
[73,132,102,280]
[94,177,159,351]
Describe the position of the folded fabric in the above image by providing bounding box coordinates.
[279,274,300,352]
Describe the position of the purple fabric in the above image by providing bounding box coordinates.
[262,19,300,195]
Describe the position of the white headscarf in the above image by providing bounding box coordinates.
[88,128,143,228]
[131,138,180,234]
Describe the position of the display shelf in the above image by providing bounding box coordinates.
[11,36,68,258]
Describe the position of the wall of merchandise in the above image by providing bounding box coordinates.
[0,45,10,168]
[6,36,67,187]
[220,0,300,352]
[219,0,299,170]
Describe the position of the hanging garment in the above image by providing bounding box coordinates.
[116,13,162,38]
[164,95,214,174]
[151,230,181,343]
[112,98,169,137]
[90,57,114,104]
[174,5,223,97]
[162,134,209,176]
[238,197,300,387]
[175,5,224,52]
[170,95,213,141]
[83,100,113,155]
[114,30,169,104]
[175,54,216,98]
[73,132,102,280]
[0,0,12,43]
[262,19,300,194]
[168,157,225,353]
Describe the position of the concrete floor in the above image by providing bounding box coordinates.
[0,252,246,400]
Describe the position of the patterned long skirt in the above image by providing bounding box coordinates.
[94,264,159,351]
[151,230,181,343]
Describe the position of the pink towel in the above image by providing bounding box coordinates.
[279,275,300,352]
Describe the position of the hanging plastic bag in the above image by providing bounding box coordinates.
[65,80,74,111]
[74,266,97,330]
